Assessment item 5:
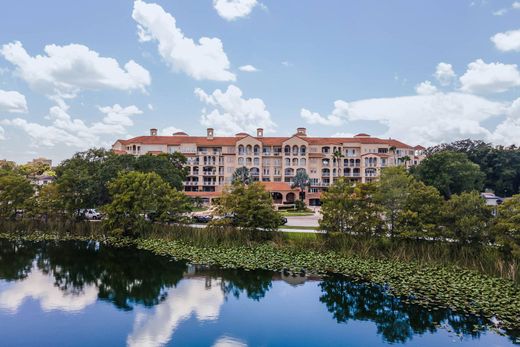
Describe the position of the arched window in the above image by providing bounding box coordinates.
[253,157,260,166]
[285,168,294,176]
[238,145,245,155]
[322,168,330,177]
[292,158,298,166]
[253,145,260,156]
[246,157,252,166]
[292,145,299,156]
[284,145,291,156]
[300,145,306,156]
[285,158,291,166]
[300,158,306,166]
[246,145,252,155]
[343,168,351,176]
[238,157,244,165]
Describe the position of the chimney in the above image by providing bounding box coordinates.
[257,128,264,138]
[207,128,214,140]
[296,127,307,136]
[150,128,158,136]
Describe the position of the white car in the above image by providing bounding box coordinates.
[80,209,102,220]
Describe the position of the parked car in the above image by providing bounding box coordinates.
[79,209,102,220]
[279,216,288,226]
[192,214,213,223]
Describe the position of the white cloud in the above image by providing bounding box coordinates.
[160,126,184,135]
[213,0,258,21]
[213,336,248,347]
[132,0,235,82]
[147,103,154,111]
[491,29,520,52]
[0,89,28,113]
[415,80,438,95]
[300,92,509,146]
[0,41,150,99]
[459,59,520,94]
[434,62,456,86]
[281,61,292,67]
[300,101,347,126]
[0,266,98,313]
[493,8,508,15]
[489,97,520,144]
[238,65,258,72]
[514,1,520,9]
[195,85,275,135]
[2,103,141,148]
[127,278,224,347]
[0,126,4,140]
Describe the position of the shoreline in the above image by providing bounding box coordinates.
[1,229,519,333]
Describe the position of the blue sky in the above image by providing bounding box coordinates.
[0,0,519,163]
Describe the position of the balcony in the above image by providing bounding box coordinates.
[202,171,217,176]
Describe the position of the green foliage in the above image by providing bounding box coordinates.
[413,151,485,199]
[34,183,64,220]
[396,180,444,239]
[215,182,282,231]
[427,139,520,197]
[55,148,187,213]
[294,199,306,211]
[102,171,190,236]
[320,178,382,235]
[374,167,415,236]
[0,172,33,219]
[232,166,252,184]
[442,191,494,244]
[495,194,520,257]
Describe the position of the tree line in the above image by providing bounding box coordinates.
[321,166,520,257]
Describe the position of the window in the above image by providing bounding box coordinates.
[238,157,244,165]
[300,158,307,166]
[285,158,291,166]
[263,167,270,175]
[238,145,245,155]
[253,157,260,166]
[246,157,252,166]
[300,145,307,156]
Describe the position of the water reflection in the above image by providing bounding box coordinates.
[0,239,517,346]
[128,278,224,347]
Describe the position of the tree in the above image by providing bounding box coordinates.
[442,191,493,244]
[332,150,344,178]
[495,194,520,257]
[412,151,485,199]
[374,167,414,237]
[232,166,252,184]
[55,148,188,212]
[35,183,64,222]
[215,182,283,231]
[102,171,190,236]
[292,169,310,202]
[0,173,34,219]
[396,180,444,239]
[320,178,382,235]
[425,139,520,197]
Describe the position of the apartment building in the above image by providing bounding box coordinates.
[112,127,425,205]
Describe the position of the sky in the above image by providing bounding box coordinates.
[0,0,519,164]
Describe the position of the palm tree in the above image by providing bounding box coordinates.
[399,155,411,167]
[332,149,344,179]
[389,146,397,166]
[232,166,251,184]
[292,169,310,202]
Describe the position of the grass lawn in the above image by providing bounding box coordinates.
[278,211,315,216]
[280,225,320,230]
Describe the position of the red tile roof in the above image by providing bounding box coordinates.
[115,135,415,149]
[259,182,298,192]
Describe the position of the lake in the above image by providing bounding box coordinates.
[0,238,517,346]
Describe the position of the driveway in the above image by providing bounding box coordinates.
[285,214,320,227]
